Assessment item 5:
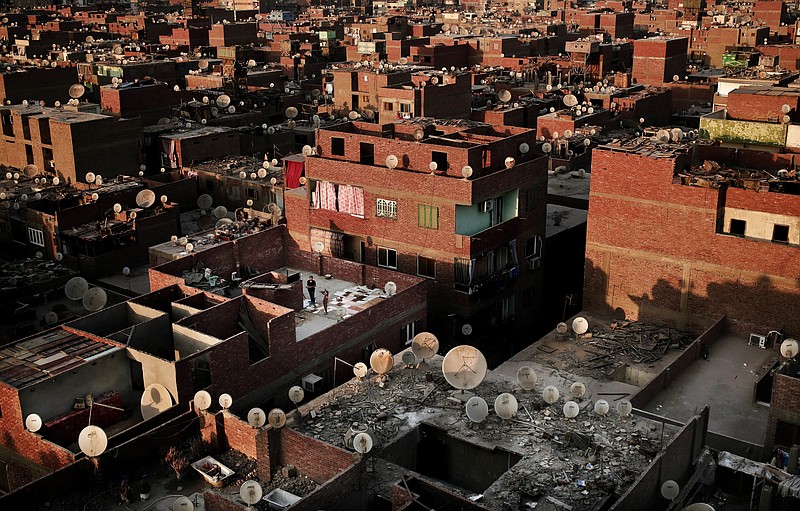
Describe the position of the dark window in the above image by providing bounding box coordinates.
[377,247,397,269]
[1,111,13,137]
[25,144,33,164]
[383,102,393,111]
[331,137,345,156]
[526,187,540,211]
[431,151,448,171]
[775,420,800,448]
[773,224,789,243]
[360,142,374,165]
[205,180,214,191]
[730,219,746,236]
[523,285,536,308]
[38,118,51,145]
[246,188,257,200]
[417,255,435,279]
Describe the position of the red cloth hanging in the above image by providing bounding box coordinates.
[285,160,304,189]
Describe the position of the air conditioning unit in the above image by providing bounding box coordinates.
[527,257,541,270]
[301,373,323,393]
[480,200,494,213]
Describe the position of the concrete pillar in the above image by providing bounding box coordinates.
[759,484,772,511]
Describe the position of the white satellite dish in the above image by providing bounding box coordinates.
[370,348,394,376]
[661,480,680,500]
[136,189,156,208]
[194,390,212,410]
[285,106,299,119]
[556,322,568,334]
[385,155,398,169]
[23,164,39,178]
[82,287,107,312]
[78,425,108,457]
[442,346,487,391]
[240,480,263,505]
[402,351,416,366]
[247,408,266,428]
[112,203,122,214]
[69,83,85,99]
[542,386,560,404]
[25,413,42,432]
[173,496,194,511]
[461,323,473,336]
[268,408,286,428]
[519,143,530,154]
[413,129,425,141]
[302,145,313,156]
[563,401,580,418]
[428,161,438,171]
[517,366,537,390]
[65,277,89,300]
[461,165,473,178]
[572,317,589,335]
[213,206,228,219]
[617,399,633,417]
[563,94,578,107]
[494,393,518,419]
[178,237,188,246]
[45,311,59,324]
[465,396,489,423]
[197,194,213,209]
[671,128,684,141]
[384,281,397,295]
[257,168,267,179]
[541,142,552,153]
[594,399,610,416]
[218,393,233,409]
[216,95,231,108]
[411,332,439,360]
[570,382,586,399]
[782,104,791,114]
[353,362,368,379]
[353,432,373,453]
[683,504,715,511]
[656,129,671,143]
[498,89,512,103]
[288,385,304,405]
[504,157,516,169]
[781,339,799,358]
[140,383,173,420]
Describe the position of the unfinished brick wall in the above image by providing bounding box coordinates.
[278,428,355,483]
[765,373,800,452]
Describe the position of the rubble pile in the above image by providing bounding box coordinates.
[0,257,75,289]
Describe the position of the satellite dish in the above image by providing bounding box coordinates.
[411,332,439,360]
[353,362,368,379]
[136,189,156,208]
[247,408,266,428]
[563,401,580,418]
[572,317,589,335]
[402,351,416,366]
[384,281,397,295]
[199,59,209,70]
[348,110,360,120]
[197,194,213,209]
[782,104,791,114]
[683,505,716,511]
[69,83,85,99]
[399,57,408,65]
[541,142,552,153]
[370,348,394,375]
[82,287,107,311]
[45,311,59,324]
[519,143,530,154]
[442,345,487,390]
[302,145,313,156]
[213,206,228,219]
[656,129,671,143]
[140,383,173,420]
[570,382,586,399]
[78,425,108,457]
[216,95,231,108]
[781,339,799,358]
[594,399,610,416]
[461,165,473,178]
[428,161,438,171]
[385,155,398,169]
[194,390,212,410]
[563,94,578,107]
[288,385,304,405]
[85,172,96,183]
[661,480,680,500]
[65,277,89,300]
[353,432,373,453]
[23,164,39,177]
[617,399,633,417]
[542,386,560,404]
[517,366,537,390]
[178,237,188,246]
[461,323,473,336]
[498,89,512,103]
[219,394,233,410]
[112,203,122,214]
[26,413,42,432]
[185,243,194,253]
[671,128,684,141]
[556,322,568,334]
[413,129,425,141]
[285,106,298,119]
[228,105,236,114]
[494,393,518,419]
[465,396,489,423]
[240,480,263,505]
[504,157,516,169]
[257,168,267,179]
[173,496,194,511]
[268,408,286,428]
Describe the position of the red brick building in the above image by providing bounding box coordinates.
[632,36,688,86]
[285,119,548,357]
[585,139,800,335]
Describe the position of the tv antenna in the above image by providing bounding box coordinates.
[494,393,518,419]
[193,390,212,411]
[240,480,263,510]
[442,345,487,399]
[268,408,286,429]
[516,366,537,390]
[140,383,173,420]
